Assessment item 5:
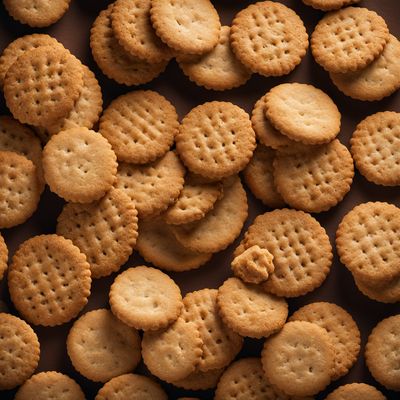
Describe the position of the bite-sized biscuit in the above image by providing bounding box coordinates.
[217,277,288,338]
[99,90,178,164]
[90,4,168,86]
[43,127,117,203]
[365,314,400,391]
[0,151,41,229]
[181,289,243,372]
[142,317,202,382]
[351,112,400,186]
[4,46,83,126]
[178,26,251,91]
[303,0,361,11]
[164,175,223,225]
[231,245,275,284]
[0,313,40,390]
[136,217,212,272]
[0,233,7,281]
[57,188,138,279]
[240,209,332,297]
[67,309,141,382]
[265,83,341,145]
[273,139,354,212]
[230,1,308,77]
[311,7,389,73]
[14,372,85,400]
[8,234,91,326]
[262,321,335,397]
[150,0,221,55]
[112,0,173,63]
[325,383,387,400]
[336,202,400,285]
[289,302,360,380]
[243,145,285,208]
[176,101,256,180]
[330,34,400,101]
[115,151,185,218]
[171,368,224,390]
[95,373,167,400]
[353,273,400,304]
[171,176,248,253]
[109,266,183,331]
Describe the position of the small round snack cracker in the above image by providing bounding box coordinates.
[150,0,220,55]
[243,145,285,208]
[262,320,335,397]
[164,175,223,225]
[171,367,224,390]
[325,383,387,400]
[231,245,275,284]
[109,266,183,331]
[4,46,83,126]
[336,202,400,285]
[303,0,360,11]
[90,4,168,86]
[0,151,41,229]
[240,209,332,297]
[14,372,85,400]
[217,277,288,338]
[171,176,248,253]
[265,83,341,145]
[178,26,251,91]
[176,101,256,180]
[136,217,212,272]
[0,313,40,390]
[365,314,400,391]
[0,233,7,281]
[289,302,361,380]
[3,0,71,27]
[112,0,173,63]
[67,309,141,382]
[351,112,400,186]
[142,317,203,382]
[8,234,91,326]
[311,7,389,73]
[273,139,354,213]
[230,1,308,77]
[115,151,185,218]
[354,273,400,304]
[99,90,178,164]
[330,34,400,101]
[43,127,117,203]
[181,289,243,372]
[95,373,167,400]
[57,188,138,279]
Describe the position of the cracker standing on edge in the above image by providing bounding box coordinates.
[303,0,361,11]
[0,233,7,281]
[353,273,400,304]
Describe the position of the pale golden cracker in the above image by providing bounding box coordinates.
[303,0,360,11]
[353,273,400,304]
[325,383,387,400]
[0,233,7,281]
[171,368,224,390]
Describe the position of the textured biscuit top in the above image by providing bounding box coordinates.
[325,383,387,400]
[303,0,361,11]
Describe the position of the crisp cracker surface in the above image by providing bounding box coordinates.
[325,383,386,400]
[170,368,224,390]
[0,233,7,281]
[354,273,400,304]
[303,0,361,11]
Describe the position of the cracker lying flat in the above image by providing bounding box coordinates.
[311,7,389,73]
[262,321,335,397]
[171,368,224,390]
[110,266,182,331]
[336,202,400,285]
[8,234,91,326]
[43,127,117,203]
[136,217,212,272]
[325,383,386,400]
[290,302,360,380]
[14,372,85,400]
[303,0,360,11]
[273,139,354,212]
[116,151,185,218]
[0,233,7,281]
[57,188,138,279]
[365,314,400,391]
[354,273,400,304]
[230,1,308,77]
[67,309,141,382]
[150,0,220,55]
[99,90,178,164]
[265,83,341,144]
[171,176,248,253]
[330,34,400,101]
[95,374,167,400]
[351,111,400,186]
[0,313,40,390]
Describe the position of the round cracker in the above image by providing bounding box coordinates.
[0,233,7,281]
[170,368,224,390]
[325,383,386,400]
[303,0,361,11]
[354,273,400,304]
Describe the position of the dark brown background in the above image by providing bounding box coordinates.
[0,1,399,399]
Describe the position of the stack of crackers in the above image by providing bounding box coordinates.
[0,0,399,399]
